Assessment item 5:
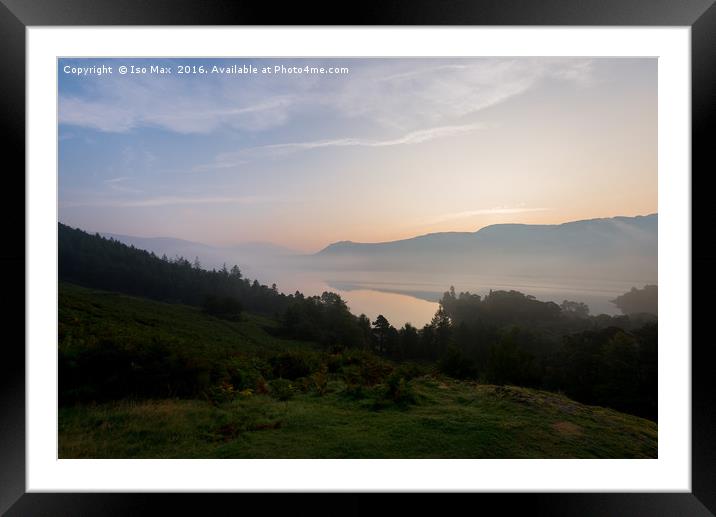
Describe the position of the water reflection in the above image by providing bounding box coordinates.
[326,288,439,327]
[242,266,634,328]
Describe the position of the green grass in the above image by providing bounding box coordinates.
[59,380,657,458]
[58,282,657,459]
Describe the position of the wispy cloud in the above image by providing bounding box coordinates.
[328,58,594,130]
[105,176,130,184]
[265,123,484,151]
[103,176,143,194]
[431,206,549,224]
[196,123,485,171]
[59,70,296,134]
[59,58,594,135]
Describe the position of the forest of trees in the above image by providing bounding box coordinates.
[58,223,657,420]
[357,288,658,420]
[59,223,292,316]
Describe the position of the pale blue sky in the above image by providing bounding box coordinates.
[58,57,657,252]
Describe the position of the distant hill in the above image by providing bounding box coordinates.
[100,232,298,271]
[312,214,657,283]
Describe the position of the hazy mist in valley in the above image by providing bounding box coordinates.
[102,213,657,326]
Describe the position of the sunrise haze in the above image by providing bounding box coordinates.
[58,57,656,252]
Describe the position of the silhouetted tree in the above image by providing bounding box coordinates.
[431,307,452,358]
[372,315,392,355]
[560,300,590,318]
[399,323,420,360]
[611,285,658,315]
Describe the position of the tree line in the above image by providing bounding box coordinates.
[351,288,657,420]
[59,223,292,316]
[277,286,657,420]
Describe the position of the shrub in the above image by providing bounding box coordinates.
[255,377,270,395]
[269,378,295,401]
[359,357,393,386]
[393,362,429,381]
[249,357,273,379]
[270,352,312,380]
[226,358,262,391]
[326,353,345,373]
[384,372,417,405]
[58,337,214,403]
[342,383,365,400]
[294,376,312,393]
[362,372,419,408]
[342,364,362,385]
[207,380,236,405]
[312,366,329,396]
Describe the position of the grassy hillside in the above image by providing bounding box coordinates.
[58,282,657,459]
[60,281,315,359]
[60,382,657,459]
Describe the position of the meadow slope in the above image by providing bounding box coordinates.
[58,283,657,459]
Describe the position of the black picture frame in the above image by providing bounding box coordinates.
[2,1,713,514]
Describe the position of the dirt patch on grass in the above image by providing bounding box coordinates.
[552,421,583,437]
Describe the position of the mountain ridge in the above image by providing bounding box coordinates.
[318,213,658,253]
[310,213,657,283]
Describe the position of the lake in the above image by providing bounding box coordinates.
[240,265,637,328]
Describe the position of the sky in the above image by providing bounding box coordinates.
[58,57,657,253]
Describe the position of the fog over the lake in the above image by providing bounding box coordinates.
[102,213,657,326]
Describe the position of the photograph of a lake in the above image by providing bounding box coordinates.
[57,56,659,460]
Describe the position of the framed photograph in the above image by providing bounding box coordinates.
[3,0,714,514]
